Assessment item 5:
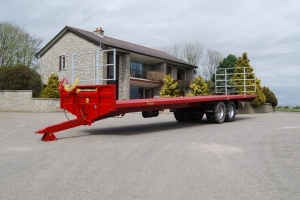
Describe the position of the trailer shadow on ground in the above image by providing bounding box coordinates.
[80,116,254,136]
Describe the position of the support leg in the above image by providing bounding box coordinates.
[36,118,88,141]
[41,133,57,141]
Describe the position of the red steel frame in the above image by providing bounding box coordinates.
[35,84,255,141]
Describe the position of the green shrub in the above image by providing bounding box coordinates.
[0,64,42,97]
[262,87,278,106]
[40,74,60,98]
[251,78,266,107]
[187,75,209,96]
[160,74,180,97]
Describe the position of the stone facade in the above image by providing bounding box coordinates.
[186,68,194,82]
[154,62,167,73]
[40,32,100,84]
[0,90,61,112]
[120,53,130,100]
[170,67,177,80]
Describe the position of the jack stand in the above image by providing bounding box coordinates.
[41,133,57,141]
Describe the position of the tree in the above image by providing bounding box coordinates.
[157,43,204,66]
[212,54,237,94]
[199,49,223,80]
[157,44,181,58]
[40,74,60,98]
[232,52,255,94]
[182,42,204,66]
[186,75,209,96]
[251,78,266,106]
[0,21,42,67]
[262,86,278,106]
[0,64,42,97]
[160,74,180,97]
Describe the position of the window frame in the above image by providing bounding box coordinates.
[59,55,65,70]
[177,68,186,80]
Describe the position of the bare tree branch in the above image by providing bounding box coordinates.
[199,49,223,80]
[156,44,182,58]
[182,42,204,66]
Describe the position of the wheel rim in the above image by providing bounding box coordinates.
[217,106,225,119]
[227,104,234,118]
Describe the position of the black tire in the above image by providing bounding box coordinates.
[225,101,236,122]
[206,101,226,124]
[174,110,187,122]
[206,113,215,123]
[194,113,204,122]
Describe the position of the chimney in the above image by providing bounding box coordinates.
[94,27,104,36]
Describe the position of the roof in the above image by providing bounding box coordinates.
[36,26,196,68]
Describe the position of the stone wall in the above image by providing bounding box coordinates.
[238,103,275,114]
[154,62,167,73]
[0,90,61,112]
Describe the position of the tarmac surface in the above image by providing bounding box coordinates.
[0,111,299,200]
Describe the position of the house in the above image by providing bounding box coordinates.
[36,26,196,100]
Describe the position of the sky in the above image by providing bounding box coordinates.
[1,0,300,106]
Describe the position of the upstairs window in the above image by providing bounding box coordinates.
[59,55,65,70]
[177,68,185,80]
[130,62,144,78]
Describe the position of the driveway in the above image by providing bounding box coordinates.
[0,112,299,199]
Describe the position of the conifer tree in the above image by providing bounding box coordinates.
[160,74,180,97]
[212,54,237,94]
[40,74,60,98]
[232,52,255,94]
[187,75,209,96]
[262,86,278,106]
[251,78,266,106]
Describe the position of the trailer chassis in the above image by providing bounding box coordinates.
[35,84,255,141]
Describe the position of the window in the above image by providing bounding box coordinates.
[130,62,143,78]
[167,66,171,75]
[177,68,185,80]
[130,86,143,99]
[130,62,152,79]
[107,54,115,79]
[59,55,65,70]
[130,86,153,99]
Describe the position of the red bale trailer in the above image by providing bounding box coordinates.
[35,83,255,141]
